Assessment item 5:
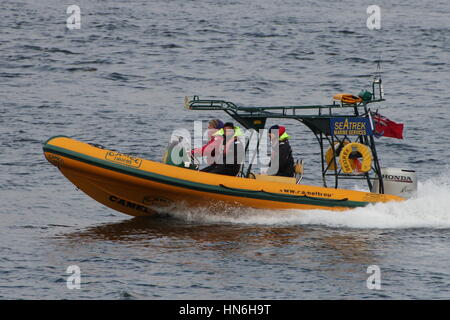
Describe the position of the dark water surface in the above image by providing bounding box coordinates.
[1,0,449,299]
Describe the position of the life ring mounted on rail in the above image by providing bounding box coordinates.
[325,141,350,171]
[339,143,372,174]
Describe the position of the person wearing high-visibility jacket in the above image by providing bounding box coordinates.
[200,122,244,176]
[268,125,295,177]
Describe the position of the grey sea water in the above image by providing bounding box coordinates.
[1,0,449,299]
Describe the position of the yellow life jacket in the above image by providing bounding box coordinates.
[279,132,290,141]
[333,93,363,104]
[213,126,243,137]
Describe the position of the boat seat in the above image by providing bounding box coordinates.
[253,174,297,184]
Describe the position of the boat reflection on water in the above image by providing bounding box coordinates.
[61,214,303,248]
[58,214,382,269]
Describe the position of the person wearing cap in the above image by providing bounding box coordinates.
[267,125,295,177]
[201,122,244,176]
[191,119,224,166]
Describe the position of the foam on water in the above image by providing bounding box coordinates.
[169,171,450,229]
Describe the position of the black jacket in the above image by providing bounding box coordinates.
[219,136,244,175]
[202,136,244,176]
[269,139,295,177]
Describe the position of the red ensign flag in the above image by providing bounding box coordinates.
[371,112,404,139]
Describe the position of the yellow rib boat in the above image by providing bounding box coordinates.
[43,77,415,218]
[43,136,403,217]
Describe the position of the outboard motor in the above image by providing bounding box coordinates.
[371,168,418,198]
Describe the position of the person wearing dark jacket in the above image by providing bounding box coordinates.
[267,125,295,177]
[201,122,244,176]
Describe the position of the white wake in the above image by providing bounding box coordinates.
[169,171,450,229]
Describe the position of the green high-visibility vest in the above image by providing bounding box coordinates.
[213,126,243,137]
[279,132,290,141]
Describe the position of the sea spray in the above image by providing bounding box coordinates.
[168,171,450,229]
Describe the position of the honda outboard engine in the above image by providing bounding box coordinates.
[371,168,418,198]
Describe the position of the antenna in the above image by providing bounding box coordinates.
[375,54,382,78]
[372,55,384,100]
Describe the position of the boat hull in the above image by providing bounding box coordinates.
[43,136,404,217]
